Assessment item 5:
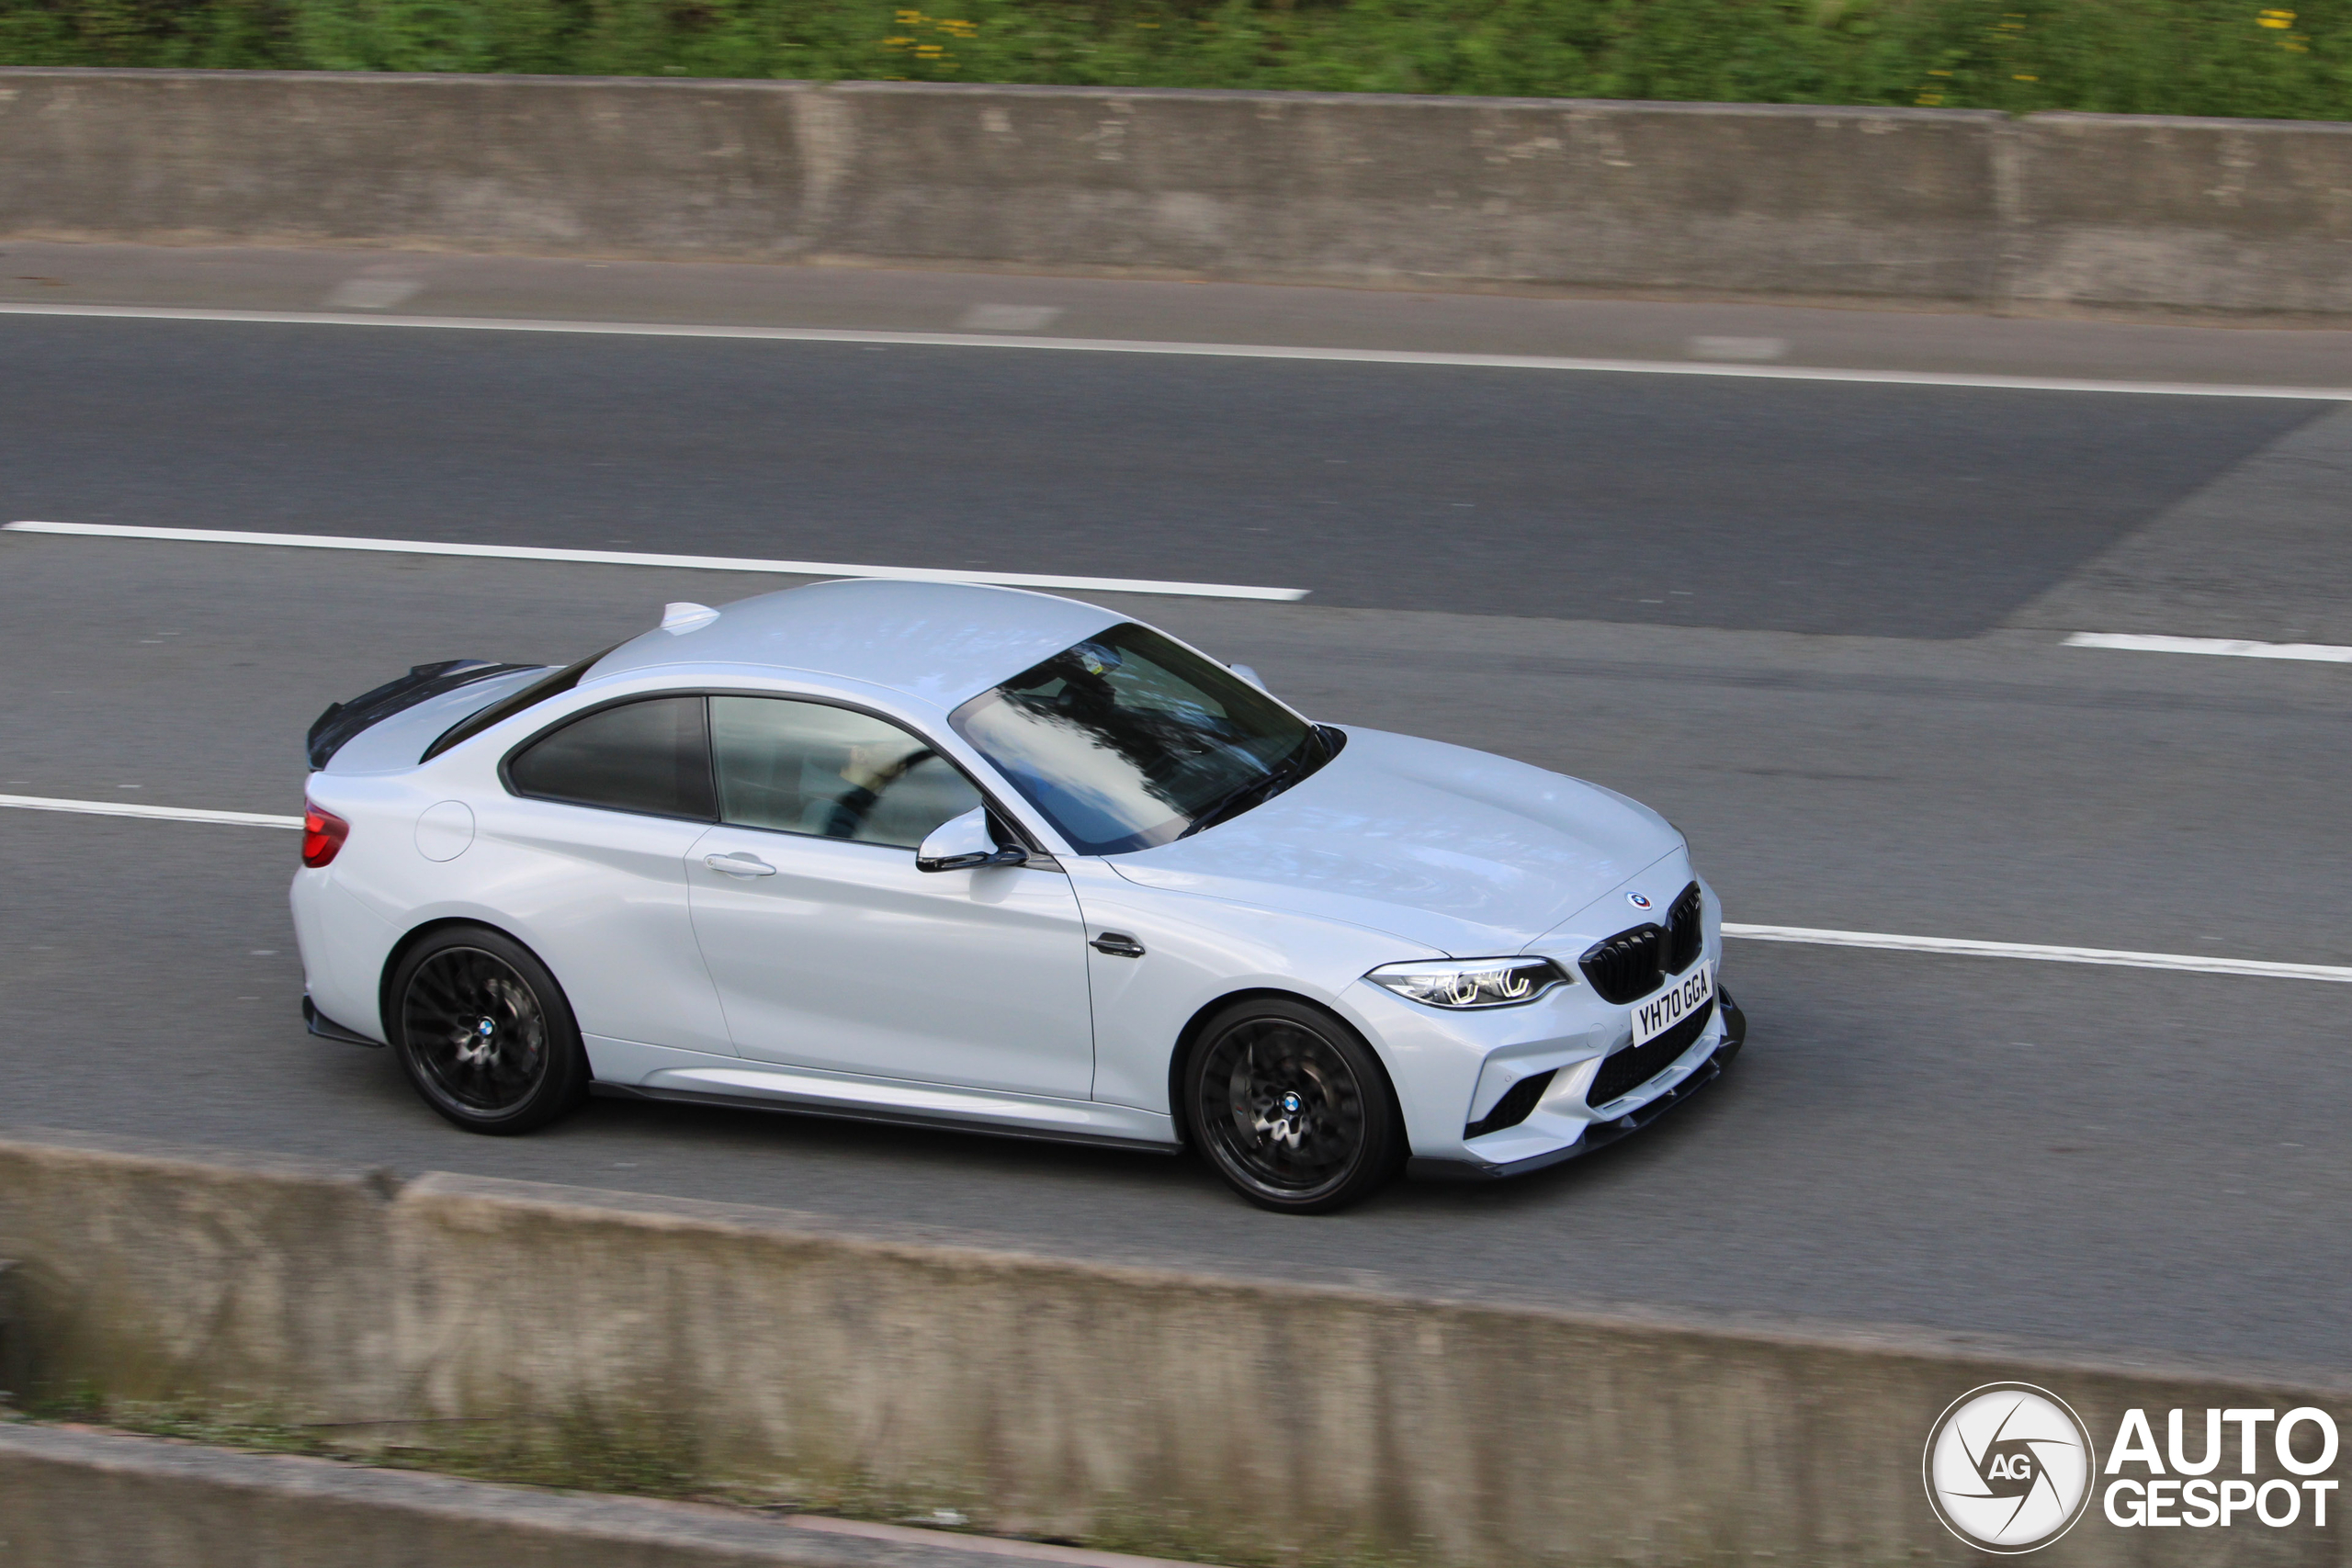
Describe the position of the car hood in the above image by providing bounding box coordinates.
[1106,728,1685,955]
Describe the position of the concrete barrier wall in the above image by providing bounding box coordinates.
[2,1129,2346,1567]
[1,69,2346,313]
[811,87,2009,301]
[0,71,819,257]
[2007,112,2352,316]
[0,1132,401,1415]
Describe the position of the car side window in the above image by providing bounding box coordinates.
[709,696,980,851]
[507,696,716,820]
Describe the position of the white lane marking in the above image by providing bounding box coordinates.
[0,793,300,829]
[956,303,1063,333]
[2,302,2346,400]
[1724,922,2352,983]
[1688,335,1789,363]
[2064,631,2352,664]
[323,277,424,310]
[3,792,2345,983]
[0,521,1308,604]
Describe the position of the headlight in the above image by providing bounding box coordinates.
[1364,957,1572,1010]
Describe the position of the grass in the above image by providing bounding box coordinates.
[8,1391,1427,1568]
[0,0,2344,120]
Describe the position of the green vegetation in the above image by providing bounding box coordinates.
[22,1388,708,1497]
[0,0,2345,118]
[12,1396,1417,1568]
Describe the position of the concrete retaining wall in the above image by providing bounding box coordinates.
[1,69,2346,313]
[2007,112,2352,316]
[2,1129,2346,1567]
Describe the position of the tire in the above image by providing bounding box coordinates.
[1184,998,1402,1214]
[388,925,589,1134]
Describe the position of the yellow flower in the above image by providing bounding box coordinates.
[2256,8,2295,26]
[2013,73,2037,81]
[895,8,923,23]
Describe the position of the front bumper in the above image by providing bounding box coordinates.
[1407,987,1747,1181]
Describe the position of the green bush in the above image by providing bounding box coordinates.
[2,0,2345,119]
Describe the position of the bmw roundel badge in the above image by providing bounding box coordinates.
[1627,892,1653,909]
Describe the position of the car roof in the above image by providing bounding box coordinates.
[586,579,1124,710]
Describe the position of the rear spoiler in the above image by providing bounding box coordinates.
[307,660,537,771]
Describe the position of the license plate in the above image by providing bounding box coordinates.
[1630,962,1714,1048]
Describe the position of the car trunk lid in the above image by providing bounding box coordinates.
[307,660,542,771]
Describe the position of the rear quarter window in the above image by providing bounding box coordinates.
[506,696,716,821]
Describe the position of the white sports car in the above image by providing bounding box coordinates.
[294,581,1742,1213]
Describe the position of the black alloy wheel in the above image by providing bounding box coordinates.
[1186,998,1401,1213]
[390,926,588,1134]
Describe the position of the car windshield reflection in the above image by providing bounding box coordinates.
[950,623,1327,854]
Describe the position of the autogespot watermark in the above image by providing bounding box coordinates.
[1925,1385,2342,1552]
[1925,1384,2097,1552]
[2102,1405,2339,1531]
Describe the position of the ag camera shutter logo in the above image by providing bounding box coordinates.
[1923,1383,2097,1552]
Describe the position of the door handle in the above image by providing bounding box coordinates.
[1091,932,1146,958]
[704,852,777,878]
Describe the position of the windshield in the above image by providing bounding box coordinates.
[950,624,1326,855]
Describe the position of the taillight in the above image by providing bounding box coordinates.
[301,802,351,868]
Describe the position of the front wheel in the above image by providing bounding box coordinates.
[389,926,588,1134]
[1185,998,1402,1214]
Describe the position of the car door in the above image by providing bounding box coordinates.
[685,694,1095,1098]
[490,692,734,1056]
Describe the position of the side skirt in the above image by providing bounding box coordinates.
[303,995,384,1048]
[583,1035,1182,1156]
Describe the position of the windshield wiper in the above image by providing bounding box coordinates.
[1179,731,1328,839]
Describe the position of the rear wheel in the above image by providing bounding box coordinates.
[1185,998,1401,1214]
[390,926,588,1134]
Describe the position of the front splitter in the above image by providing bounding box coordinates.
[1408,989,1747,1183]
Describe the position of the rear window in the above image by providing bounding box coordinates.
[506,696,716,820]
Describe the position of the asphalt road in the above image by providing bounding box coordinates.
[0,313,2328,637]
[14,239,2352,388]
[3,283,2348,1373]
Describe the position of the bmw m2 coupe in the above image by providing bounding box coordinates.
[294,581,1743,1212]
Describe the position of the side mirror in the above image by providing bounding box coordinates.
[1227,663,1270,694]
[916,807,1028,873]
